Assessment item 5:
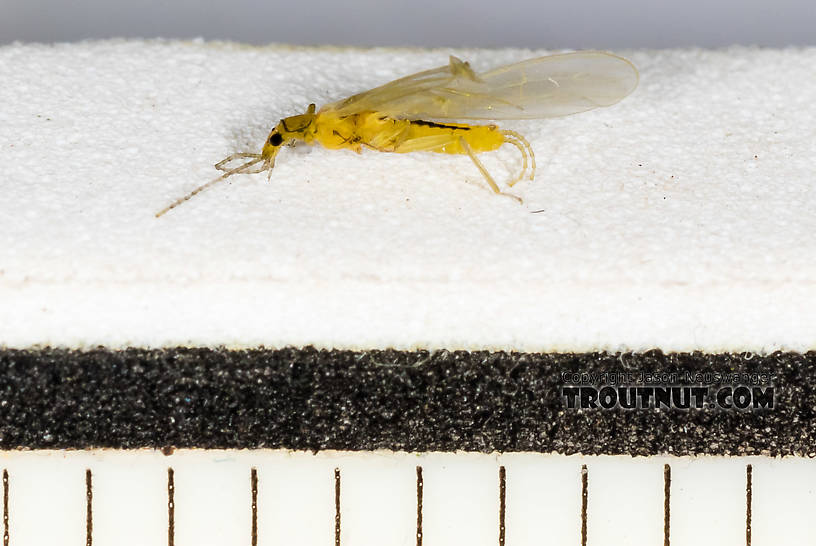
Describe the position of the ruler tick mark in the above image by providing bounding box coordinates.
[746,464,752,546]
[3,469,8,546]
[498,466,506,546]
[334,468,341,546]
[581,465,588,546]
[168,468,175,546]
[251,468,258,546]
[416,466,423,546]
[85,469,92,546]
[664,464,671,546]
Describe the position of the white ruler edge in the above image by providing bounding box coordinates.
[0,449,812,546]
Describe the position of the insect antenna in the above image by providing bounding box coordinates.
[155,153,264,217]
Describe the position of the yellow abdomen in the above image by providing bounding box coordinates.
[313,111,504,155]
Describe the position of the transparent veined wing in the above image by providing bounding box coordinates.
[320,51,638,121]
[319,61,470,116]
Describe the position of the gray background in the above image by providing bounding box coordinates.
[2,0,815,48]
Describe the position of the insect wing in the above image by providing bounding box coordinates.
[319,61,468,116]
[323,51,638,121]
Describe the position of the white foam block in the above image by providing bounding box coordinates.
[1,40,815,352]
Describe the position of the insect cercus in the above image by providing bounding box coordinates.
[156,51,638,216]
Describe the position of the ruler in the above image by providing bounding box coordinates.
[0,450,812,546]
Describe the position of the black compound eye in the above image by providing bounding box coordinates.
[269,133,283,146]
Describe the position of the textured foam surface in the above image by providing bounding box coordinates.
[1,41,815,352]
[0,347,810,455]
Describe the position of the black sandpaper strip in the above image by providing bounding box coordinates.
[0,348,812,455]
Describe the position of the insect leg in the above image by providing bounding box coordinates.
[215,152,262,172]
[501,130,536,184]
[360,142,390,152]
[459,137,522,204]
[501,134,528,186]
